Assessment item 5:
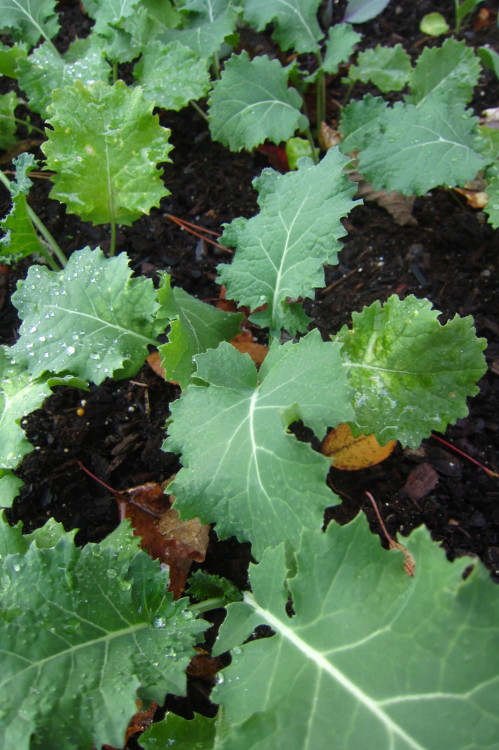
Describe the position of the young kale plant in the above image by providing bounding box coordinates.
[0,2,498,748]
[1,139,498,748]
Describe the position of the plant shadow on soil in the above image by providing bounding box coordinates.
[0,0,498,743]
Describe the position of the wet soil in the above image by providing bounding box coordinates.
[0,0,498,743]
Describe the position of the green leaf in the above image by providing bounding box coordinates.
[419,12,450,36]
[408,38,481,107]
[133,40,211,111]
[0,154,47,264]
[186,570,243,604]
[157,274,243,388]
[334,295,487,447]
[0,470,23,507]
[322,23,361,75]
[484,177,499,228]
[348,44,412,93]
[11,247,165,385]
[164,330,354,558]
[16,38,110,117]
[343,0,390,23]
[42,80,172,227]
[339,93,386,153]
[160,0,238,58]
[141,712,217,749]
[0,91,19,149]
[0,517,207,750]
[0,0,59,47]
[81,0,139,35]
[242,0,322,53]
[123,0,181,50]
[0,41,27,78]
[213,514,499,750]
[478,45,499,79]
[354,100,488,195]
[0,346,57,468]
[208,51,307,152]
[217,148,360,336]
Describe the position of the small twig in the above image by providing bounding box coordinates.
[430,433,499,478]
[77,461,163,518]
[320,268,357,295]
[165,213,233,254]
[365,491,415,576]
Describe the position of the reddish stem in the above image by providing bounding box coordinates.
[430,433,498,478]
[165,213,233,253]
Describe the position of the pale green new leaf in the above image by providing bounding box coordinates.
[0,516,207,750]
[0,91,19,149]
[354,100,488,195]
[348,44,411,93]
[334,295,487,447]
[408,38,481,107]
[164,330,354,558]
[17,38,110,117]
[208,51,307,152]
[157,274,243,388]
[160,0,238,58]
[43,80,172,227]
[242,0,322,53]
[484,177,499,228]
[0,470,23,507]
[322,23,361,75]
[134,40,211,111]
[0,0,59,46]
[141,712,217,749]
[212,514,499,750]
[217,148,360,336]
[11,247,165,384]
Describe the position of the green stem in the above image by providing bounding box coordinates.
[27,207,66,268]
[188,597,229,614]
[342,80,354,106]
[109,218,117,257]
[0,114,46,137]
[212,51,221,79]
[315,53,326,137]
[304,127,319,164]
[191,100,209,123]
[112,60,118,84]
[454,0,461,32]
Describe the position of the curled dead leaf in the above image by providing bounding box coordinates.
[318,122,343,151]
[322,423,397,470]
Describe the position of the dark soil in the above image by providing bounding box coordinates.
[0,0,498,745]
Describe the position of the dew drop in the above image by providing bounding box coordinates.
[65,346,76,355]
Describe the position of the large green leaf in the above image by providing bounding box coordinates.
[348,44,412,93]
[208,51,307,152]
[157,274,243,388]
[141,712,217,748]
[353,99,488,195]
[0,470,23,507]
[408,38,481,107]
[217,148,360,336]
[211,514,499,749]
[164,330,353,558]
[133,39,211,111]
[242,0,322,53]
[0,516,206,750]
[334,295,487,447]
[160,0,238,58]
[42,80,172,227]
[16,38,110,117]
[0,0,59,46]
[11,247,165,384]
